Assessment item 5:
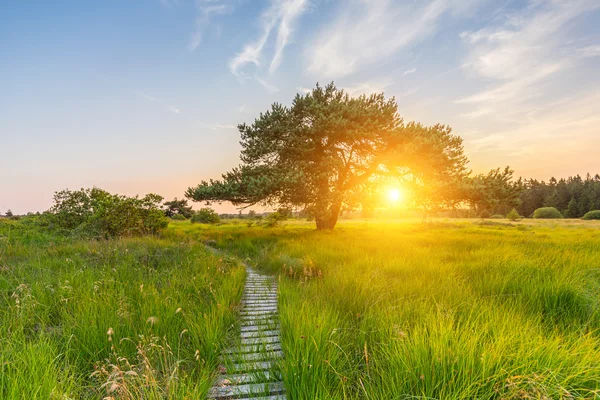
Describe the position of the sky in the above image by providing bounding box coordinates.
[1,0,600,214]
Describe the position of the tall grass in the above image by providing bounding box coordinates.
[190,218,600,399]
[0,218,245,399]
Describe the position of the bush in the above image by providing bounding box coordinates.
[490,214,504,219]
[533,207,563,219]
[582,210,600,220]
[191,208,220,224]
[170,214,187,221]
[478,210,491,219]
[45,188,169,238]
[262,212,286,228]
[506,208,521,221]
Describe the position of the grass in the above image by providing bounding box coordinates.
[180,218,600,399]
[4,216,600,399]
[0,217,245,399]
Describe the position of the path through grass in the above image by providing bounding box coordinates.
[187,218,600,399]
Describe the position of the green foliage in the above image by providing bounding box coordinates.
[170,213,187,221]
[469,166,523,216]
[490,214,504,219]
[0,219,244,398]
[187,82,469,230]
[196,219,600,399]
[191,208,220,224]
[164,198,194,219]
[45,188,169,238]
[582,210,600,220]
[533,207,563,219]
[262,212,286,228]
[506,208,521,221]
[478,210,491,219]
[519,173,600,218]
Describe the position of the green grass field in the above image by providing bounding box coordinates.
[0,218,245,399]
[181,218,600,399]
[2,217,600,398]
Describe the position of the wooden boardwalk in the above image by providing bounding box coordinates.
[207,269,286,400]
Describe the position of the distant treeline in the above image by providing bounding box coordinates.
[517,174,600,218]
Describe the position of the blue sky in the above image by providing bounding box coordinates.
[1,0,600,214]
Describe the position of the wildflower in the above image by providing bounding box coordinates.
[146,316,158,325]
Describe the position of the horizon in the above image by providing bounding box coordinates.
[2,0,600,215]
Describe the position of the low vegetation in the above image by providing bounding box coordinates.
[582,210,600,220]
[188,218,600,399]
[0,217,244,398]
[533,206,563,219]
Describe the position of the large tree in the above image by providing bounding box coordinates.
[186,83,469,229]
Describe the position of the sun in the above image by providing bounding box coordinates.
[387,187,403,203]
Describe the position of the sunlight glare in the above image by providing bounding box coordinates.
[388,188,402,203]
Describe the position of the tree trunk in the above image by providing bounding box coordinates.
[315,199,342,230]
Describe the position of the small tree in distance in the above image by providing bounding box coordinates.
[5,209,13,217]
[191,208,220,224]
[164,198,194,219]
[506,208,521,221]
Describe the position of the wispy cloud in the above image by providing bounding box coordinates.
[579,45,600,58]
[159,0,180,8]
[306,0,488,78]
[229,0,309,90]
[457,0,600,105]
[343,81,391,96]
[296,86,311,94]
[138,91,181,115]
[189,0,234,51]
[403,68,417,75]
[460,107,492,119]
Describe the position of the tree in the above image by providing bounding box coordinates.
[186,83,469,230]
[46,188,168,238]
[506,208,521,221]
[5,209,13,217]
[468,167,523,216]
[191,208,220,224]
[164,198,194,219]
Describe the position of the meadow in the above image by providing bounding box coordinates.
[2,216,600,399]
[179,218,600,399]
[0,217,245,399]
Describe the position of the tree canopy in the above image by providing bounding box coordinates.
[186,83,469,229]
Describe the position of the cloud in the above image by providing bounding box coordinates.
[579,45,600,58]
[306,0,488,78]
[457,0,600,104]
[342,81,391,96]
[229,0,309,79]
[403,68,417,75]
[296,86,311,94]
[189,1,234,51]
[255,77,279,93]
[138,91,182,115]
[159,0,180,7]
[460,107,492,119]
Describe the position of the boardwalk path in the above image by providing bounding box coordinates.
[207,267,286,400]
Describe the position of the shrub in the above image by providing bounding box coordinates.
[582,210,600,220]
[533,207,563,219]
[490,214,504,219]
[262,212,286,228]
[170,214,187,221]
[191,208,220,224]
[45,188,169,238]
[506,208,521,221]
[478,210,491,219]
